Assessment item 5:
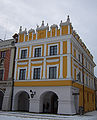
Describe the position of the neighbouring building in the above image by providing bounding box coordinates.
[12,16,96,114]
[0,39,16,110]
[94,77,97,109]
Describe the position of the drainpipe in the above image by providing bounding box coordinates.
[10,46,16,111]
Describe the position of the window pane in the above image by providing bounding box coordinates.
[21,50,27,59]
[34,48,41,57]
[19,69,26,80]
[49,66,57,79]
[50,45,57,56]
[33,68,40,79]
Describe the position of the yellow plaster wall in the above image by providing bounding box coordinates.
[57,29,60,36]
[25,35,28,42]
[63,56,67,78]
[29,32,32,41]
[62,25,68,35]
[37,30,46,39]
[63,41,67,54]
[74,68,76,80]
[47,31,50,38]
[71,42,72,54]
[33,34,36,40]
[52,28,56,37]
[19,34,24,42]
[14,80,72,87]
[73,82,95,112]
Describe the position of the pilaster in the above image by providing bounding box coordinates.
[14,61,17,80]
[55,28,57,36]
[59,41,63,78]
[36,32,37,40]
[16,47,18,59]
[43,44,46,79]
[68,24,70,34]
[60,27,62,36]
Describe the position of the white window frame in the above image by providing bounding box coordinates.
[32,66,42,79]
[19,48,28,59]
[33,46,42,57]
[18,67,27,80]
[47,64,59,79]
[48,43,58,56]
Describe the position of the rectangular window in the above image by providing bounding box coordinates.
[49,66,57,79]
[19,69,26,80]
[0,70,4,80]
[33,68,40,79]
[77,72,81,82]
[21,49,27,59]
[78,54,80,62]
[50,45,57,56]
[34,48,41,57]
[1,51,6,58]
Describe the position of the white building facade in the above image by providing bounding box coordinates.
[12,16,96,114]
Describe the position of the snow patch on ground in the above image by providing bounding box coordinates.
[0,111,97,120]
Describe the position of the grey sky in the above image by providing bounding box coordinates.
[0,0,97,76]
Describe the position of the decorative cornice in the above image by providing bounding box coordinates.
[0,39,15,49]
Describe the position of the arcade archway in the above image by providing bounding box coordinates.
[40,91,58,114]
[0,90,4,110]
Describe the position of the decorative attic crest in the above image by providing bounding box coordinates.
[60,15,71,26]
[41,20,44,26]
[19,26,22,32]
[67,15,70,22]
[36,20,49,31]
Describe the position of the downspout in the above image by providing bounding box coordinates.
[10,46,16,111]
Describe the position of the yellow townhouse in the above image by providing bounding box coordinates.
[12,16,96,114]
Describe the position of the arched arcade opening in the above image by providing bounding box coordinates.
[40,91,58,114]
[14,91,30,112]
[0,90,4,110]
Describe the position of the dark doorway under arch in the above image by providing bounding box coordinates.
[18,91,29,112]
[0,91,4,110]
[40,91,58,114]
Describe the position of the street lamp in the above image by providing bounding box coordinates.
[30,90,36,98]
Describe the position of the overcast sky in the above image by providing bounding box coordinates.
[0,0,97,76]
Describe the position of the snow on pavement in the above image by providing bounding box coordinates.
[0,111,97,120]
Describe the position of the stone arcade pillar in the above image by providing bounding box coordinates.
[29,98,40,113]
